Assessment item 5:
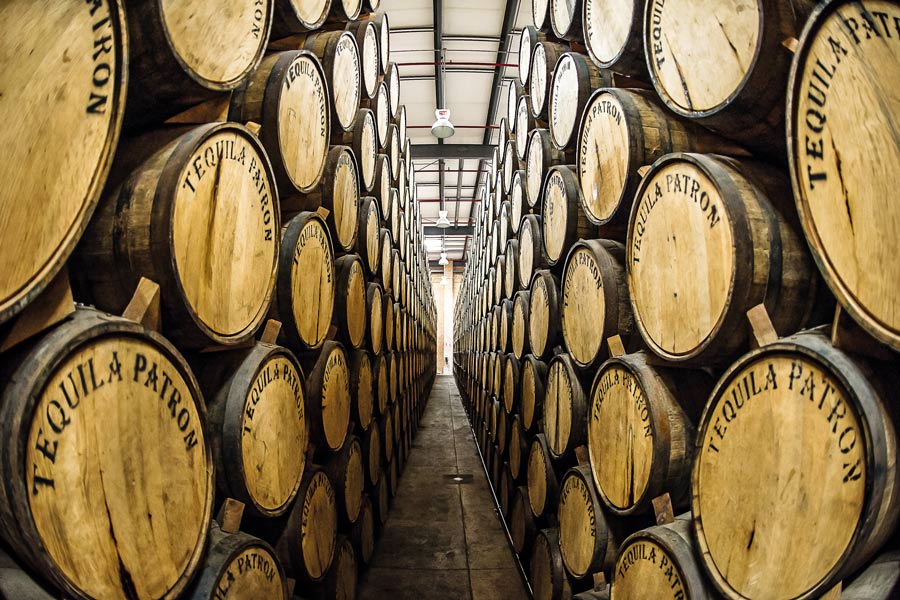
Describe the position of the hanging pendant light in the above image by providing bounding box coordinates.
[436,209,451,228]
[438,251,449,266]
[431,108,455,139]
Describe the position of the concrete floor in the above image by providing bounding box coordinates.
[359,375,529,600]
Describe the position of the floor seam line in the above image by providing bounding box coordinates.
[449,386,475,600]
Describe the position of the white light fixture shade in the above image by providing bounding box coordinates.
[431,108,455,139]
[438,252,449,266]
[436,210,451,228]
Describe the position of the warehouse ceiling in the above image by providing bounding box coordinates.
[376,0,533,266]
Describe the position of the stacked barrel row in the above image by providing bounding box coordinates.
[453,0,900,599]
[0,1,436,599]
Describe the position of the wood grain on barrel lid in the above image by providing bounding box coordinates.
[332,32,362,131]
[589,364,652,511]
[291,216,335,349]
[210,541,285,599]
[388,124,401,181]
[512,293,530,358]
[508,80,520,126]
[558,466,605,578]
[375,84,390,148]
[344,440,365,522]
[578,90,630,223]
[549,54,582,148]
[241,352,308,513]
[627,160,733,358]
[301,470,337,581]
[789,0,900,349]
[286,0,330,29]
[359,110,378,190]
[378,13,390,73]
[550,0,577,39]
[533,0,550,29]
[541,168,570,263]
[386,63,401,119]
[172,127,278,339]
[0,0,125,323]
[544,357,574,456]
[584,0,637,67]
[160,0,270,86]
[27,336,210,599]
[519,221,536,288]
[647,0,760,113]
[325,536,357,599]
[516,96,533,160]
[277,52,330,193]
[333,147,360,250]
[527,439,550,517]
[612,532,689,599]
[320,344,351,451]
[694,352,865,598]
[368,285,383,352]
[562,245,609,366]
[519,28,535,85]
[530,44,549,116]
[336,256,367,348]
[351,350,374,430]
[359,24,379,98]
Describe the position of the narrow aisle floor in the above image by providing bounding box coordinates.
[359,375,529,599]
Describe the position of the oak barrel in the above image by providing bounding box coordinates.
[324,436,365,525]
[315,535,357,600]
[229,50,331,195]
[577,88,737,227]
[549,52,614,150]
[198,343,308,517]
[75,123,278,348]
[339,109,378,192]
[543,353,589,459]
[361,422,382,487]
[288,145,359,252]
[610,517,712,599]
[589,352,710,516]
[533,0,551,31]
[541,166,598,266]
[272,212,335,352]
[347,20,379,101]
[348,349,374,431]
[304,341,352,453]
[550,0,583,42]
[512,291,531,360]
[527,434,560,519]
[530,41,570,122]
[558,465,619,579]
[125,0,271,125]
[303,30,362,134]
[531,529,573,600]
[520,354,548,432]
[187,523,287,600]
[528,270,563,360]
[516,95,538,160]
[0,308,212,600]
[519,26,544,85]
[693,331,900,599]
[510,486,537,555]
[377,14,390,73]
[269,467,337,583]
[644,0,813,149]
[350,495,376,566]
[582,0,645,76]
[333,255,368,349]
[627,153,818,364]
[272,0,331,35]
[0,0,125,324]
[518,215,551,290]
[561,240,632,369]
[787,0,900,350]
[358,197,382,275]
[526,128,573,209]
[366,282,384,353]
